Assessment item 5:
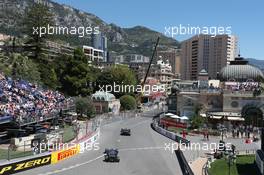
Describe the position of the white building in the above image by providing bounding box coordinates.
[127,54,150,63]
[83,45,104,62]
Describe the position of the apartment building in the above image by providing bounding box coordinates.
[180,34,238,80]
[83,45,104,62]
[157,48,181,77]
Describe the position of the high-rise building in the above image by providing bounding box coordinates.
[180,34,238,80]
[157,48,181,77]
[92,32,108,62]
[227,35,238,64]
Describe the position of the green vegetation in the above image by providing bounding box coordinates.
[62,125,76,143]
[0,148,33,160]
[96,65,137,98]
[23,3,55,59]
[190,104,205,129]
[75,97,95,119]
[209,155,261,175]
[0,53,41,83]
[120,95,136,110]
[60,48,100,96]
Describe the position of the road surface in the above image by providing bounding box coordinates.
[19,112,182,175]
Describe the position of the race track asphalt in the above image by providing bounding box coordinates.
[19,112,183,175]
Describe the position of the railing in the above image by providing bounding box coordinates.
[151,112,195,175]
[175,149,194,175]
[202,160,211,175]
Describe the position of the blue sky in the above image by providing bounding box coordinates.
[54,0,263,60]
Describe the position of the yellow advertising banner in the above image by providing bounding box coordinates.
[51,144,80,164]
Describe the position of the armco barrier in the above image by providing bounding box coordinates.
[151,117,193,175]
[151,122,190,145]
[0,154,51,175]
[175,149,194,175]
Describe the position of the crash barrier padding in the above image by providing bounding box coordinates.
[175,149,194,175]
[51,144,80,164]
[79,129,100,153]
[0,128,100,174]
[151,123,190,146]
[0,154,51,175]
[51,128,100,164]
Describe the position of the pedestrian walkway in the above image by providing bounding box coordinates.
[189,157,207,175]
[181,133,260,175]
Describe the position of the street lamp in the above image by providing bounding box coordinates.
[226,151,235,175]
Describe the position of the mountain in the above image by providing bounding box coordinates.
[0,0,179,56]
[247,58,264,71]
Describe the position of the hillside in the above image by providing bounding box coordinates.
[247,58,264,71]
[0,0,179,56]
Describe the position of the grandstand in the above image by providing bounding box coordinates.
[0,72,74,142]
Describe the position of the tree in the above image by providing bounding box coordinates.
[96,65,137,98]
[61,48,100,96]
[190,104,205,129]
[0,53,41,83]
[120,95,136,110]
[191,115,205,129]
[37,54,58,89]
[23,3,54,59]
[75,97,95,119]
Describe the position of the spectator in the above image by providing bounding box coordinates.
[0,73,70,124]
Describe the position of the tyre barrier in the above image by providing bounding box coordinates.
[0,128,100,175]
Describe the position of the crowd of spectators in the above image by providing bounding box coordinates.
[0,73,70,124]
[225,82,261,92]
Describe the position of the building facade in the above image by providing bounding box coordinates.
[91,91,120,114]
[168,55,264,121]
[83,45,104,62]
[180,34,238,80]
[157,48,181,77]
[126,54,150,63]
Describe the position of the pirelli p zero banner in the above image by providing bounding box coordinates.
[0,155,51,175]
[51,144,80,164]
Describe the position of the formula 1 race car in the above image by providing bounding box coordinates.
[104,148,120,162]
[120,128,131,136]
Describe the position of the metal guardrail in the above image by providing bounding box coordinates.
[175,149,194,175]
[151,112,194,175]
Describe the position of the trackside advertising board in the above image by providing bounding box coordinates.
[0,155,51,175]
[51,144,80,164]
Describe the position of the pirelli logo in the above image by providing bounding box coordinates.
[0,155,51,175]
[51,144,80,164]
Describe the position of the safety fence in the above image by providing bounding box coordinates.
[0,128,100,175]
[0,105,162,174]
[151,114,194,175]
[0,107,153,173]
[151,121,190,145]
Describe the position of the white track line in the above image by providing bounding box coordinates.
[119,146,164,151]
[38,154,105,175]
